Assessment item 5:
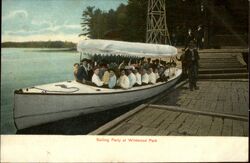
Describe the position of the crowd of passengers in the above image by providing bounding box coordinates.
[73,55,177,89]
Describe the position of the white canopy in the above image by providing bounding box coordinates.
[77,39,177,57]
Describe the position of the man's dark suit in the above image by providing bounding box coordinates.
[196,28,204,49]
[184,33,195,50]
[76,65,89,82]
[185,48,200,90]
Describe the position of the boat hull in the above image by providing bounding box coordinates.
[14,69,181,130]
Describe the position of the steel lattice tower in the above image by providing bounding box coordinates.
[146,0,171,45]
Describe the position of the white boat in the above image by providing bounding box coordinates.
[14,39,181,130]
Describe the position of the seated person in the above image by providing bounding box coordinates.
[154,68,160,82]
[118,60,126,69]
[127,68,136,88]
[163,67,170,81]
[158,66,166,82]
[133,68,142,86]
[108,70,117,89]
[73,63,79,81]
[102,70,110,85]
[76,58,90,83]
[117,69,130,89]
[92,68,104,87]
[141,69,149,85]
[87,60,94,79]
[148,68,156,84]
[99,64,107,79]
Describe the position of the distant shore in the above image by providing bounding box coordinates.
[1,41,76,49]
[31,48,77,52]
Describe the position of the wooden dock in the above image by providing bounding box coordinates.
[89,48,249,136]
[89,104,248,136]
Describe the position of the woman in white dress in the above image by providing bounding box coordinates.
[92,68,104,87]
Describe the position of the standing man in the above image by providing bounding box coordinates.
[196,25,204,50]
[184,28,195,50]
[176,51,187,79]
[185,41,200,91]
[76,58,90,83]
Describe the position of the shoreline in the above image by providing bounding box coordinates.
[1,47,77,52]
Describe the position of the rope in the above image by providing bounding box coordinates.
[31,84,80,93]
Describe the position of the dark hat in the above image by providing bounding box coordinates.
[120,68,125,72]
[108,68,115,72]
[81,58,89,62]
[93,66,99,70]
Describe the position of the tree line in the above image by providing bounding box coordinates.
[79,0,205,44]
[1,41,76,48]
[79,0,148,43]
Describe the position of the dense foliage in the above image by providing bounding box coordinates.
[79,0,203,43]
[79,0,248,46]
[79,0,147,42]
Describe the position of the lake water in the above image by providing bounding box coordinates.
[1,48,80,134]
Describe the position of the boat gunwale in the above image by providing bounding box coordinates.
[14,75,180,96]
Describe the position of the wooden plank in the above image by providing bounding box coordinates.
[231,91,238,103]
[147,110,172,128]
[202,100,211,111]
[207,92,218,102]
[243,93,249,106]
[134,127,158,135]
[223,101,232,114]
[208,101,217,112]
[176,99,183,105]
[107,123,133,135]
[141,108,165,127]
[196,115,213,136]
[168,132,182,136]
[215,101,224,113]
[221,119,233,136]
[89,104,147,135]
[157,112,181,130]
[156,129,170,136]
[105,122,126,135]
[179,92,189,100]
[218,90,226,101]
[149,104,248,121]
[127,108,154,124]
[242,121,249,136]
[187,115,202,135]
[193,99,203,111]
[232,120,244,136]
[145,127,160,135]
[195,93,203,100]
[186,99,198,110]
[122,124,142,135]
[181,98,192,106]
[238,98,248,116]
[165,113,189,133]
[133,127,149,135]
[208,117,223,136]
[232,101,240,115]
[178,114,196,135]
[135,108,156,123]
[138,127,159,136]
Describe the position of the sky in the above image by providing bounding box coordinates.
[2,0,128,43]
